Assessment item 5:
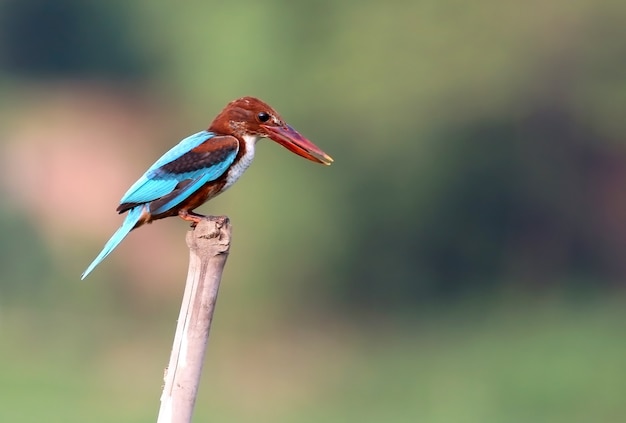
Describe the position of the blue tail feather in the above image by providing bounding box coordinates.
[81,206,145,280]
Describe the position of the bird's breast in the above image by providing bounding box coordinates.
[223,134,258,191]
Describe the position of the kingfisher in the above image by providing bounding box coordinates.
[81,96,333,279]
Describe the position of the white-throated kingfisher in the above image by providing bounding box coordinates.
[81,96,333,279]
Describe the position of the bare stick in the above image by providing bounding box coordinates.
[157,216,232,423]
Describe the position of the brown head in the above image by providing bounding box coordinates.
[209,96,333,165]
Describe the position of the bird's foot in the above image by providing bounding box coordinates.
[178,210,229,228]
[178,210,205,227]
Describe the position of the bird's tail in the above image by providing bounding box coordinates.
[81,206,145,280]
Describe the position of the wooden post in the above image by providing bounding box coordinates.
[157,216,232,423]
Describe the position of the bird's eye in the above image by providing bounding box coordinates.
[257,112,271,123]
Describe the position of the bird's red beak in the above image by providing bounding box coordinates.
[262,124,333,165]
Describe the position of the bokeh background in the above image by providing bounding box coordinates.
[1,0,626,422]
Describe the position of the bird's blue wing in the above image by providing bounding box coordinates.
[149,173,215,215]
[119,132,239,207]
[83,132,239,280]
[148,130,216,172]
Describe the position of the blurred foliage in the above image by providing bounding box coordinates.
[0,202,52,299]
[1,0,626,420]
[0,0,151,79]
[1,301,625,422]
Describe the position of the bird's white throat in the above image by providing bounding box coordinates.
[223,133,259,190]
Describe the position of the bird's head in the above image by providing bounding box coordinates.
[209,96,333,165]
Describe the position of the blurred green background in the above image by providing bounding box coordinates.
[1,0,626,421]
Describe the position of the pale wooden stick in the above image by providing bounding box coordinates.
[157,216,232,423]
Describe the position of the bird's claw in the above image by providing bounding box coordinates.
[178,210,205,227]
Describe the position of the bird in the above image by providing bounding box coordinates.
[81,96,333,279]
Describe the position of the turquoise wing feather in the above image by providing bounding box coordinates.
[119,131,238,207]
[82,131,239,280]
